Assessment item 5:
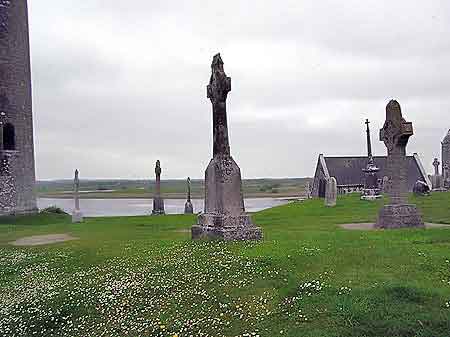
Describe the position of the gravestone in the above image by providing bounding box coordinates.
[361,119,382,200]
[375,100,424,229]
[325,177,337,207]
[72,169,83,223]
[305,182,312,199]
[184,177,194,214]
[191,54,262,241]
[152,160,165,215]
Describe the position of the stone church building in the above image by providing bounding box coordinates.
[311,153,430,198]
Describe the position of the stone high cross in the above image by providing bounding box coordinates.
[433,158,440,176]
[74,169,80,211]
[155,160,161,194]
[379,100,413,205]
[184,177,194,214]
[207,54,231,157]
[187,177,191,202]
[365,119,373,163]
[152,160,165,215]
[191,53,262,240]
[376,100,423,229]
[72,169,83,223]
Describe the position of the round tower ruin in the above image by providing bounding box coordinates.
[0,0,37,214]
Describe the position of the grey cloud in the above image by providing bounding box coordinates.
[27,0,450,179]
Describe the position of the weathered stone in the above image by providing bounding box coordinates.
[325,177,337,207]
[184,177,194,214]
[413,180,430,196]
[375,100,424,229]
[361,119,382,200]
[71,169,83,223]
[192,54,262,241]
[442,130,450,189]
[152,160,165,215]
[0,0,37,215]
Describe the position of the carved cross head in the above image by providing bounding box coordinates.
[74,169,80,188]
[155,160,161,175]
[433,158,440,168]
[380,100,413,152]
[207,54,231,104]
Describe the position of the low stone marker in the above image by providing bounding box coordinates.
[72,169,83,223]
[325,177,337,207]
[375,100,424,229]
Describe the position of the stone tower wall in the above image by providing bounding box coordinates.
[443,131,450,183]
[0,0,37,214]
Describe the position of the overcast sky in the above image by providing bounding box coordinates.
[28,0,450,180]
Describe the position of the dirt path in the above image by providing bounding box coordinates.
[340,223,450,230]
[10,234,78,246]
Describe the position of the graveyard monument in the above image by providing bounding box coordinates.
[430,158,444,191]
[71,169,83,223]
[375,100,424,229]
[151,160,165,215]
[184,177,194,214]
[361,119,382,200]
[191,54,262,240]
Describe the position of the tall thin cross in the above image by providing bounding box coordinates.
[207,53,231,157]
[74,169,80,211]
[155,160,161,196]
[365,119,373,163]
[187,177,191,202]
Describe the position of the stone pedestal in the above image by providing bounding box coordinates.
[72,209,83,223]
[361,190,382,201]
[192,156,262,241]
[193,213,262,240]
[152,197,165,215]
[184,201,194,214]
[375,204,424,229]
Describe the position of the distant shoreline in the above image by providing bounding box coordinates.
[38,192,302,200]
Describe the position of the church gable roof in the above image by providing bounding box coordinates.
[320,155,427,191]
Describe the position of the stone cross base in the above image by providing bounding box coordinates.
[192,213,263,241]
[184,201,194,214]
[375,204,424,229]
[152,198,165,215]
[72,210,83,223]
[361,189,382,201]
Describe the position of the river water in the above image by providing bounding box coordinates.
[37,198,289,217]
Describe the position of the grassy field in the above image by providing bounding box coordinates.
[1,193,450,337]
[37,178,311,199]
